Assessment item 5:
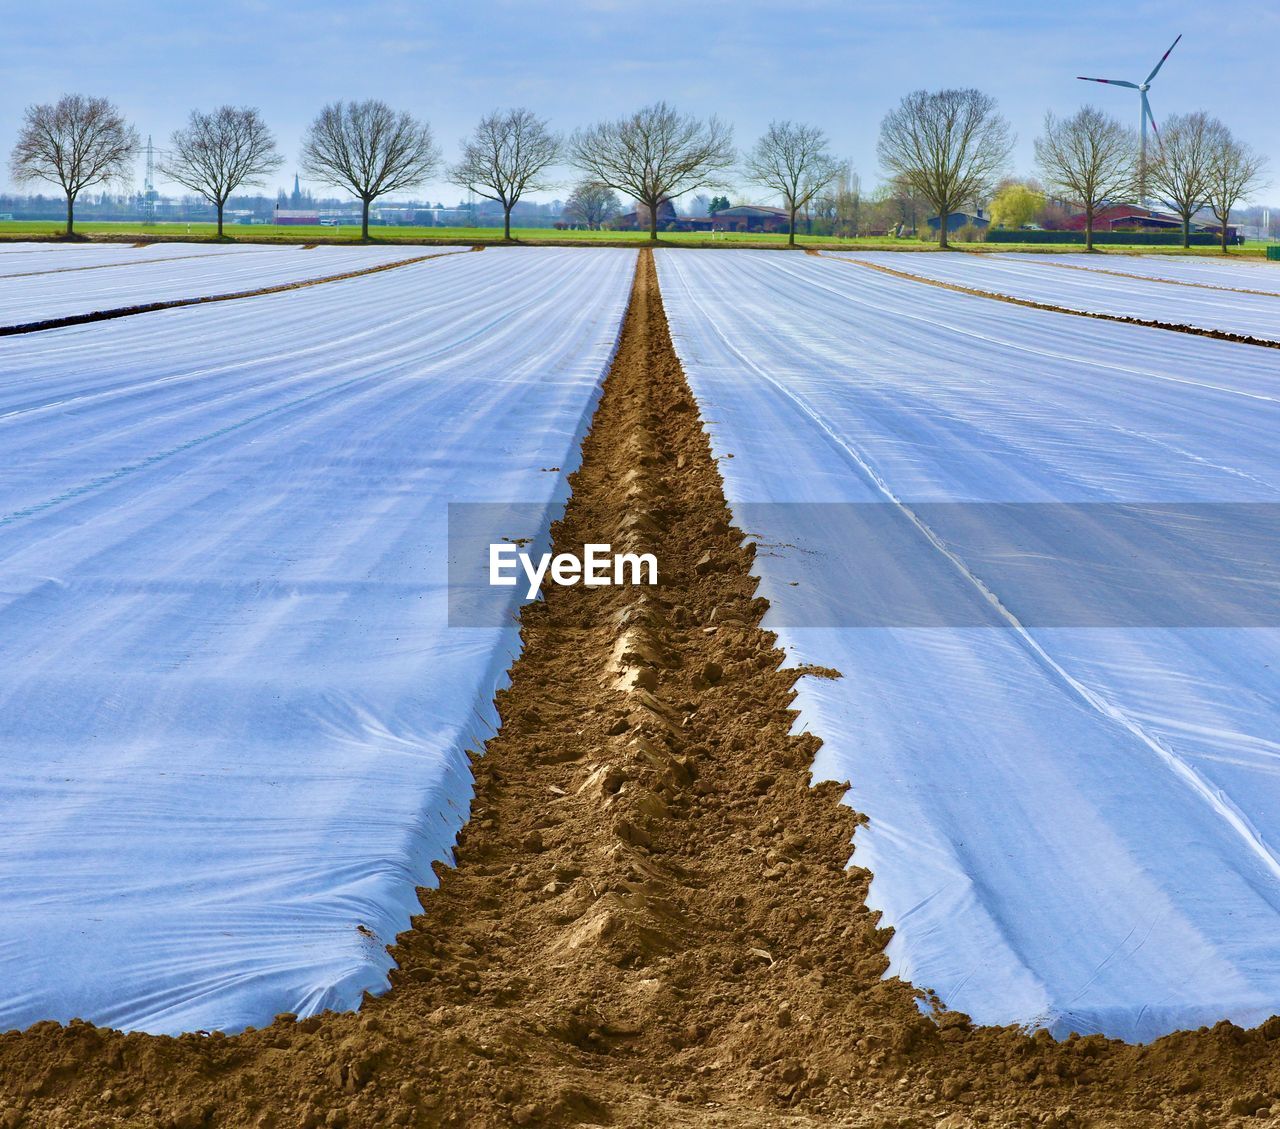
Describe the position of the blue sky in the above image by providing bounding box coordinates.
[2,0,1275,205]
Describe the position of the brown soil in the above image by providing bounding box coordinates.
[3,250,1280,1128]
[828,253,1280,350]
[0,247,477,337]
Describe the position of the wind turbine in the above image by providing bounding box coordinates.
[1078,34,1181,205]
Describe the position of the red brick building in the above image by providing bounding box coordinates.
[1063,204,1235,239]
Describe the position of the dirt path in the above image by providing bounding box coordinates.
[2,250,1280,1128]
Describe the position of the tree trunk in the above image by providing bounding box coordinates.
[648,200,659,242]
[1182,214,1191,250]
[788,204,797,247]
[1220,219,1229,254]
[1085,209,1094,252]
[217,201,225,239]
[362,198,371,241]
[65,191,75,237]
[938,214,949,250]
[504,204,512,241]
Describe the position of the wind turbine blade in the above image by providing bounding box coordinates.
[1077,77,1140,88]
[1146,34,1182,83]
[1145,97,1162,146]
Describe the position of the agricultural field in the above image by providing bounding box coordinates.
[1,219,1272,255]
[0,247,634,1032]
[3,243,1280,1126]
[823,249,1280,340]
[656,248,1280,1041]
[0,220,909,248]
[0,241,462,327]
[1032,251,1280,289]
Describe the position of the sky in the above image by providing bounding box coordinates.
[1,0,1276,207]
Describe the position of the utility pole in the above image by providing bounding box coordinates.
[142,136,156,225]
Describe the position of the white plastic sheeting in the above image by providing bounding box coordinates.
[0,246,635,1034]
[1046,253,1280,295]
[657,249,1280,1041]
[0,241,263,274]
[823,250,1280,341]
[0,243,458,326]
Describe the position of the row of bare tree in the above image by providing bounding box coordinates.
[4,94,826,243]
[1034,107,1266,250]
[880,90,1268,250]
[6,91,1268,248]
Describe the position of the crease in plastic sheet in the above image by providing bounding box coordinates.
[823,250,1280,341]
[0,246,636,1035]
[656,248,1280,1041]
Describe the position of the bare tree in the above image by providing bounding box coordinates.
[562,179,621,229]
[1205,127,1268,253]
[1146,112,1222,249]
[877,88,1013,249]
[814,163,861,238]
[742,121,840,246]
[301,100,440,240]
[9,94,140,237]
[571,102,735,241]
[686,193,712,218]
[868,175,930,237]
[160,106,283,238]
[451,108,561,241]
[1035,106,1137,251]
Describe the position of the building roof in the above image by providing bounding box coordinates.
[926,211,990,228]
[710,205,790,218]
[1067,203,1233,234]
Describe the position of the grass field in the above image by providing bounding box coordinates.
[0,218,1271,255]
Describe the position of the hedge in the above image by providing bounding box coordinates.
[986,230,1220,246]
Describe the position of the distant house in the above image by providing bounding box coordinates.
[613,201,796,234]
[614,197,680,231]
[684,205,793,234]
[926,211,989,233]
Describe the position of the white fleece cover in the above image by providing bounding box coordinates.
[0,247,635,1034]
[658,248,1280,1041]
[820,250,1280,340]
[0,241,458,326]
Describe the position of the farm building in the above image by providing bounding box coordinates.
[926,211,990,233]
[686,205,793,233]
[1063,203,1236,238]
[614,198,680,230]
[613,202,795,234]
[273,208,320,226]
